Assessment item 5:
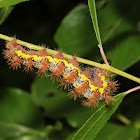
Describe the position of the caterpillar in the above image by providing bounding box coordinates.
[3,39,118,108]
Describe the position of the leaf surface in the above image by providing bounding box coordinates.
[54,4,97,57]
[0,0,28,8]
[0,7,13,25]
[72,92,126,140]
[0,88,45,139]
[32,76,98,127]
[95,123,139,140]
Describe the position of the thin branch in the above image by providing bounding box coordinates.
[125,86,140,95]
[0,33,140,83]
[98,44,109,66]
[88,0,109,65]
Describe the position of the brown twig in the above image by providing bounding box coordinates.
[98,44,109,66]
[125,86,140,95]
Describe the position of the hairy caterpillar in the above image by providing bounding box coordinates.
[3,39,118,108]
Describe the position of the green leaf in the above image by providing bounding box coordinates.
[0,0,28,8]
[0,88,45,139]
[105,35,140,70]
[0,122,45,140]
[95,123,139,140]
[66,131,77,140]
[54,4,98,57]
[88,0,102,46]
[55,2,140,70]
[45,121,63,140]
[31,76,105,128]
[66,107,96,128]
[0,6,13,25]
[88,0,140,70]
[31,76,99,128]
[96,1,140,70]
[72,92,126,140]
[31,76,71,118]
[0,88,44,128]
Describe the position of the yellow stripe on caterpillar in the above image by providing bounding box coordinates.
[15,49,108,95]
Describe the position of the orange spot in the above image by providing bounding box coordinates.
[53,62,65,76]
[104,91,113,105]
[63,70,78,83]
[71,57,79,67]
[36,48,47,56]
[83,90,99,108]
[3,50,15,58]
[83,68,91,79]
[108,81,119,92]
[24,58,34,72]
[91,68,104,88]
[92,76,103,88]
[95,68,103,75]
[37,59,49,77]
[9,56,22,70]
[68,91,78,100]
[74,80,89,95]
[55,52,63,59]
[6,39,17,50]
[28,50,37,55]
[40,59,49,72]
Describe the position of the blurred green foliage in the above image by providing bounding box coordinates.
[0,0,29,8]
[0,0,140,139]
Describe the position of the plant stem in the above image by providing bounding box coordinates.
[88,0,109,65]
[125,86,140,95]
[98,44,109,66]
[0,33,140,83]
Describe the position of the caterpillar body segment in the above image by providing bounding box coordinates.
[3,39,118,108]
